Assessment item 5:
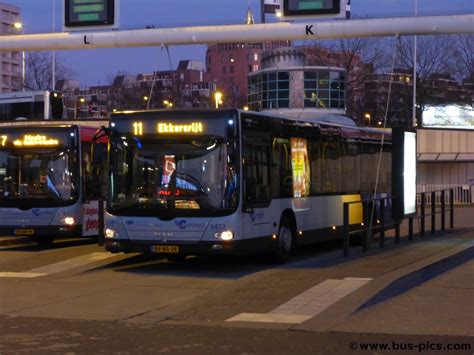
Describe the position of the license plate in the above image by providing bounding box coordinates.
[151,245,179,254]
[14,229,34,236]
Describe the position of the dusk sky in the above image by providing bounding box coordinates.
[5,0,473,86]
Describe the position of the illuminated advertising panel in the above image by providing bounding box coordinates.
[403,132,417,215]
[290,138,310,198]
[392,128,417,219]
[422,105,474,130]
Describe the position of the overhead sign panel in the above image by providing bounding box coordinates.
[264,0,281,13]
[63,0,119,31]
[281,0,345,19]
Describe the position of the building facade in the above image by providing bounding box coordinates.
[417,129,474,202]
[61,60,217,117]
[0,3,22,92]
[205,7,290,108]
[248,47,347,117]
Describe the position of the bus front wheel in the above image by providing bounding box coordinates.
[32,235,54,247]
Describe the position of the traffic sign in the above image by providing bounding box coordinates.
[63,0,119,31]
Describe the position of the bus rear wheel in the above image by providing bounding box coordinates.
[273,217,294,263]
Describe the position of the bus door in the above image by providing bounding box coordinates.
[82,127,108,236]
[242,132,273,241]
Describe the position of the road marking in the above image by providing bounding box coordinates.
[226,277,372,324]
[0,272,47,278]
[0,252,118,278]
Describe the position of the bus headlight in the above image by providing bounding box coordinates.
[105,228,118,239]
[215,230,234,241]
[60,217,75,225]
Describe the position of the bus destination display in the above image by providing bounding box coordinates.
[0,129,73,148]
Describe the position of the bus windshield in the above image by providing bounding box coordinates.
[0,148,79,207]
[109,136,239,218]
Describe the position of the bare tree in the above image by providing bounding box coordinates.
[303,37,389,123]
[394,35,472,125]
[24,52,74,91]
[450,34,474,82]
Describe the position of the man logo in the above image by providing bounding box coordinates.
[154,232,174,238]
[175,220,187,229]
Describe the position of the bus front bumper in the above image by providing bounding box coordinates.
[0,225,81,238]
[104,237,276,256]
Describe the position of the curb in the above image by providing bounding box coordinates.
[0,236,31,247]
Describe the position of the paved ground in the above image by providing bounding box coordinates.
[0,206,472,354]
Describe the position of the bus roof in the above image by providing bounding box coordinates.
[110,108,390,135]
[0,119,109,129]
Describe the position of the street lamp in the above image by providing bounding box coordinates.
[13,22,25,91]
[163,100,173,108]
[364,113,371,126]
[214,92,223,109]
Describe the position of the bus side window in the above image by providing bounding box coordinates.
[243,136,271,207]
[271,138,292,198]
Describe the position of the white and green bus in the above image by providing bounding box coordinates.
[103,109,391,261]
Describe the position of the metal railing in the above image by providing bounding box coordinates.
[412,189,454,237]
[343,188,455,257]
[343,197,400,258]
[417,184,472,205]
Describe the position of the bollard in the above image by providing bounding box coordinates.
[441,190,446,231]
[431,191,436,234]
[408,217,413,240]
[379,199,385,248]
[420,193,425,236]
[395,221,400,244]
[450,188,454,229]
[98,198,105,246]
[363,201,370,252]
[343,202,350,258]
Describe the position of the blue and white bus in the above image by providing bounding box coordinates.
[0,90,65,121]
[0,120,108,245]
[103,109,391,261]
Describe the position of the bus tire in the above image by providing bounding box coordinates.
[273,216,294,263]
[32,235,54,246]
[167,254,187,262]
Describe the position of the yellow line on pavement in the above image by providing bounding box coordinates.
[0,252,119,279]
